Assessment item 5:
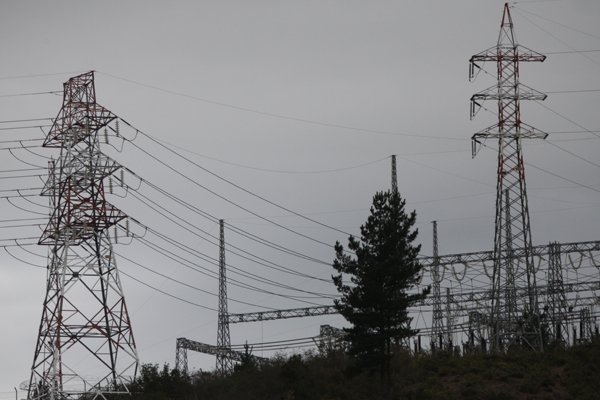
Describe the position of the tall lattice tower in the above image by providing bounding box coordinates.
[391,155,398,194]
[28,72,139,400]
[216,220,234,375]
[547,242,568,344]
[469,4,547,351]
[430,221,444,350]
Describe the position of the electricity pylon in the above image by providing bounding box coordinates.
[469,4,547,351]
[431,221,444,351]
[391,155,398,194]
[547,242,569,344]
[28,72,139,400]
[216,219,234,375]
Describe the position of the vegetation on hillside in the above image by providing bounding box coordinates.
[128,339,600,400]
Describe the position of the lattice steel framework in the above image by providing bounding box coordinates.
[176,338,265,376]
[391,155,398,194]
[28,72,139,400]
[216,220,234,375]
[547,242,569,344]
[430,221,444,350]
[469,4,547,351]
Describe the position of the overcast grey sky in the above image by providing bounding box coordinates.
[1,0,599,396]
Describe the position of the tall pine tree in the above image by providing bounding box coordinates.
[332,190,429,399]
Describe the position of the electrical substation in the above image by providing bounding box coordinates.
[2,3,599,400]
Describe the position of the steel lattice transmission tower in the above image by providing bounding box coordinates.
[391,155,398,194]
[469,4,547,351]
[216,220,234,375]
[27,72,139,400]
[430,221,444,350]
[547,242,569,345]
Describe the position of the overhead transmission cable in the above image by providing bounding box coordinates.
[130,219,335,299]
[120,118,355,238]
[115,251,283,310]
[130,234,333,306]
[97,71,464,141]
[124,169,331,267]
[118,268,218,312]
[124,186,332,282]
[513,7,600,41]
[512,8,600,67]
[118,126,344,251]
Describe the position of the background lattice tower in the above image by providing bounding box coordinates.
[547,242,569,345]
[175,338,189,375]
[216,219,234,375]
[28,72,139,400]
[391,155,398,194]
[469,4,547,351]
[430,221,444,350]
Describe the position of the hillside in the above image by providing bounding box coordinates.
[128,339,600,400]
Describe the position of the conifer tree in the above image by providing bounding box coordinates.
[332,190,429,399]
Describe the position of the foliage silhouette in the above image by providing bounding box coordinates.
[332,190,430,399]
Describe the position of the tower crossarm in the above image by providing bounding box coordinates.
[469,45,546,80]
[228,305,339,324]
[470,84,547,120]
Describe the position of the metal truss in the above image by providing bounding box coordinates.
[318,325,346,352]
[469,3,547,351]
[226,241,600,324]
[431,221,444,351]
[216,220,234,375]
[547,242,569,344]
[175,338,264,376]
[228,305,339,324]
[27,72,138,400]
[391,155,398,195]
[418,240,600,267]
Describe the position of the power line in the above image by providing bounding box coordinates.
[0,92,60,98]
[131,232,333,305]
[0,118,54,124]
[0,125,51,131]
[545,89,600,94]
[116,251,280,310]
[143,134,390,174]
[134,220,335,298]
[120,131,345,250]
[544,50,600,54]
[514,7,600,41]
[98,71,464,140]
[124,122,355,237]
[125,170,332,268]
[119,269,217,312]
[513,9,600,67]
[0,71,87,80]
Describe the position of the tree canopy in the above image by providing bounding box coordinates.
[332,190,429,398]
